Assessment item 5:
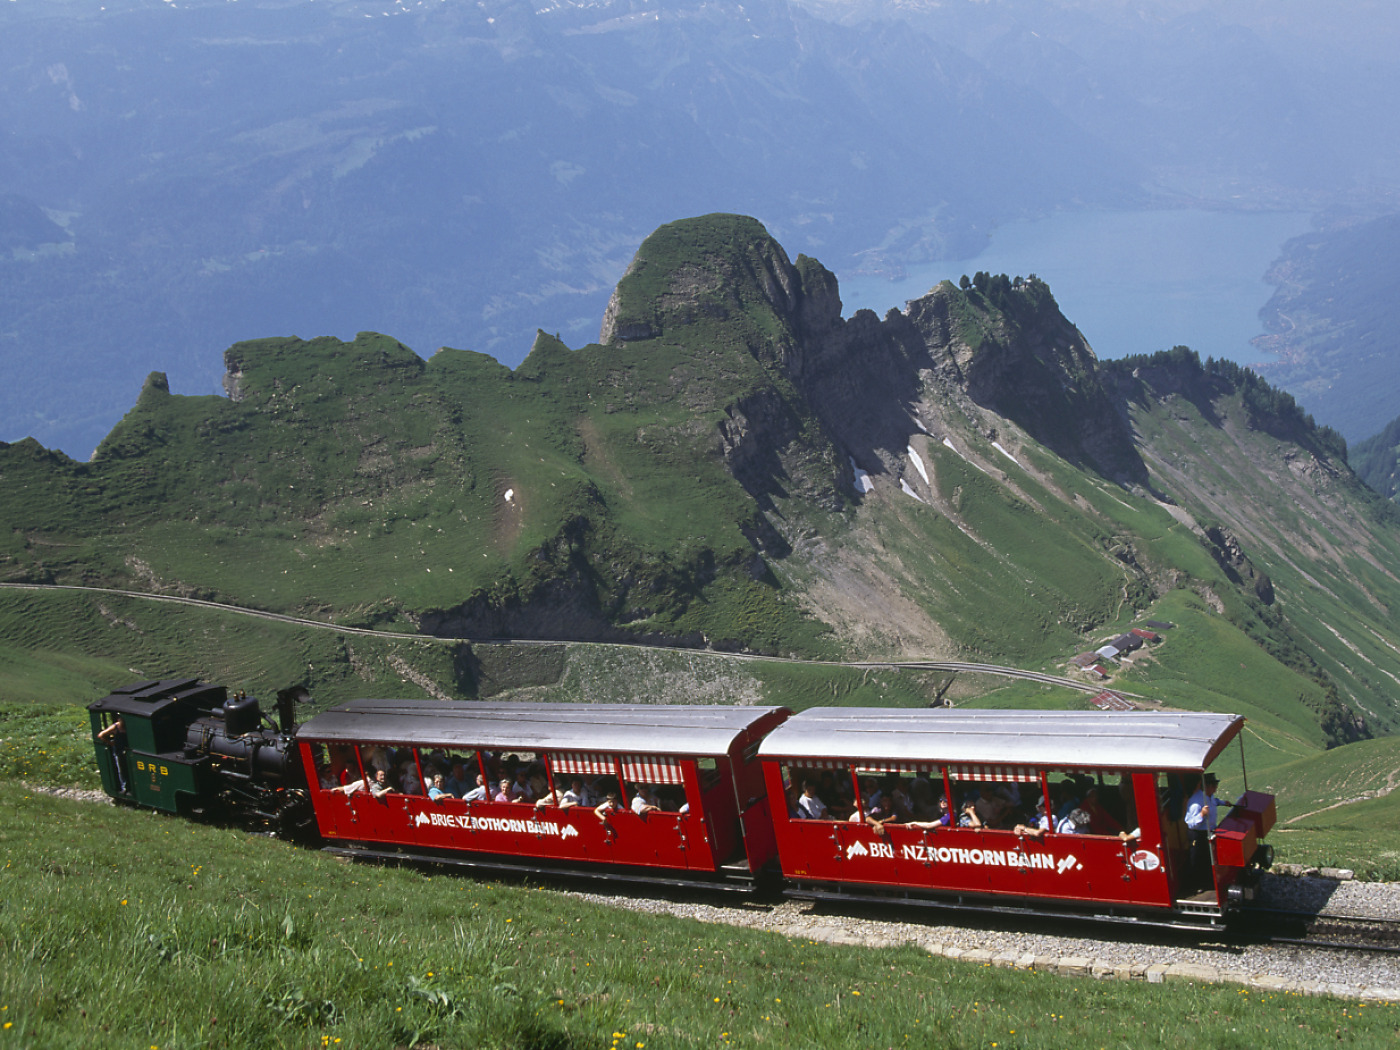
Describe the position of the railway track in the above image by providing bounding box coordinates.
[1242,906,1400,955]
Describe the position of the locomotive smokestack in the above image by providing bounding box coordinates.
[275,685,310,736]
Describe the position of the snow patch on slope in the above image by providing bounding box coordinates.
[907,445,929,485]
[992,441,1021,467]
[850,457,874,494]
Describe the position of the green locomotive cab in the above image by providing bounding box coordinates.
[89,678,227,813]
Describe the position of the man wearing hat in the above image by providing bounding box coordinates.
[1184,773,1226,892]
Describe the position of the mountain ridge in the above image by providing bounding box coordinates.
[3,213,1397,749]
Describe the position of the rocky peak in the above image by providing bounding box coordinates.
[140,371,171,399]
[596,215,1147,498]
[599,214,804,346]
[900,277,1146,484]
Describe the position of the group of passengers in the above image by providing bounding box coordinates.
[784,769,1137,839]
[591,782,690,823]
[321,744,687,818]
[327,747,549,800]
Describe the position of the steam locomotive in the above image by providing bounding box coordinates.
[89,677,1276,929]
[89,677,314,834]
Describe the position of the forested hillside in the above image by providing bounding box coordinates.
[1352,415,1400,500]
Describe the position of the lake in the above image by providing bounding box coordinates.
[836,209,1313,364]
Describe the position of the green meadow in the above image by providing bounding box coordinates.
[3,785,1396,1050]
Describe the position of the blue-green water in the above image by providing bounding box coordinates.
[837,209,1313,364]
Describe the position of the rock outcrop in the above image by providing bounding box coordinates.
[599,214,1150,521]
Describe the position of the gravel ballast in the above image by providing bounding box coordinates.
[566,873,1400,1001]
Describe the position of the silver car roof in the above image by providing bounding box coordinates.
[297,698,788,756]
[757,708,1245,771]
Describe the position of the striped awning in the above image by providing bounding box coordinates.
[948,764,1041,784]
[550,751,614,776]
[779,758,1054,784]
[622,754,684,785]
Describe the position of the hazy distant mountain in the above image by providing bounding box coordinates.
[1352,415,1400,501]
[7,0,1400,460]
[1250,214,1400,444]
[800,0,1400,203]
[0,0,1141,459]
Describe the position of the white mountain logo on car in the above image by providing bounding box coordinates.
[1130,849,1161,872]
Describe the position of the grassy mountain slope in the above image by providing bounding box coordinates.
[12,784,1399,1049]
[1100,349,1399,737]
[5,213,1400,760]
[4,221,839,655]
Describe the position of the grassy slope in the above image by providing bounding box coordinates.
[1121,368,1400,736]
[1,219,856,656]
[1273,789,1400,878]
[0,588,466,707]
[1244,737,1400,877]
[5,786,1396,1050]
[870,444,1121,663]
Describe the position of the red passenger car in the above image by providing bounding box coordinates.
[296,699,791,886]
[759,708,1275,926]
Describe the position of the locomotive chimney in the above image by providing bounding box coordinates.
[275,685,310,736]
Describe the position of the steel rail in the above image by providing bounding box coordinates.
[1241,906,1400,956]
[1246,905,1400,927]
[1264,936,1400,955]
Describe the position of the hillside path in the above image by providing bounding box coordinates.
[0,581,1125,697]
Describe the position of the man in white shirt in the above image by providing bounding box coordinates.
[462,774,489,801]
[796,782,828,820]
[560,778,585,808]
[631,784,661,816]
[1185,773,1224,891]
[1184,774,1222,831]
[509,767,534,802]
